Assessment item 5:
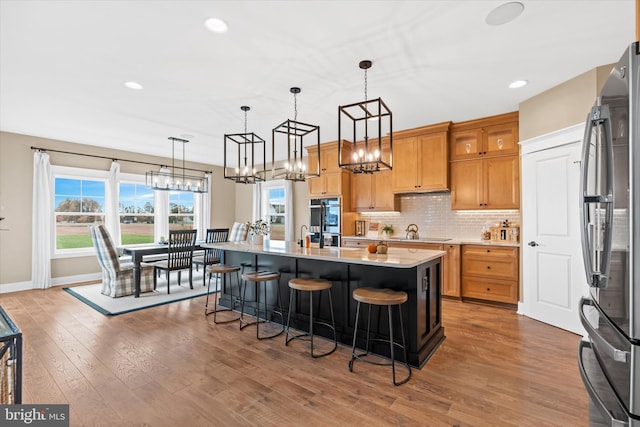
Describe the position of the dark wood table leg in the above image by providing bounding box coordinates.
[133,253,142,298]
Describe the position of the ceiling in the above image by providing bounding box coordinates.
[0,1,635,167]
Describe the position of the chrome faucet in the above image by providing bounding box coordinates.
[300,224,308,247]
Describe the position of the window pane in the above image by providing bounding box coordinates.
[119,182,155,244]
[54,177,106,250]
[55,215,103,249]
[169,191,194,214]
[169,215,194,230]
[267,187,285,240]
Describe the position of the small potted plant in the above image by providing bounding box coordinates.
[246,219,270,245]
[380,224,394,238]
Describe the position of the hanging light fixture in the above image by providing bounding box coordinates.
[224,106,266,184]
[338,60,392,173]
[271,87,320,181]
[145,137,208,193]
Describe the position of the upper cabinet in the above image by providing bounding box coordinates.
[306,141,351,201]
[391,122,451,194]
[449,112,520,210]
[450,112,519,161]
[351,170,399,212]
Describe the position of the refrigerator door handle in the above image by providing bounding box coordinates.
[580,105,615,288]
[578,340,629,427]
[579,297,630,363]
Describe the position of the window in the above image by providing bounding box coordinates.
[54,176,105,251]
[267,187,285,240]
[119,182,154,244]
[257,180,291,241]
[169,191,194,230]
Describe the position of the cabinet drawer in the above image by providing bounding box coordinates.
[463,257,518,280]
[461,277,518,304]
[462,245,518,259]
[388,242,443,251]
[342,239,374,248]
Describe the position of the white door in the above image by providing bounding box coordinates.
[520,125,589,335]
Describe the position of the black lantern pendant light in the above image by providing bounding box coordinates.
[224,106,266,184]
[271,87,320,181]
[338,60,393,173]
[145,137,208,193]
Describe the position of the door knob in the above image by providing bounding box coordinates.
[528,241,539,247]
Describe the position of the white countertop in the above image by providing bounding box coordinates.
[342,235,521,248]
[205,240,445,268]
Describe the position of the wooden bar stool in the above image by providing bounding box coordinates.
[349,287,412,386]
[204,264,241,324]
[240,271,285,339]
[285,278,337,358]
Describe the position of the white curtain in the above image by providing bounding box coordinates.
[193,173,211,240]
[283,180,293,241]
[252,182,262,222]
[154,167,170,242]
[105,161,121,246]
[32,151,52,289]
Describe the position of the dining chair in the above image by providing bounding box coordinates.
[151,229,198,294]
[192,228,229,287]
[89,224,155,298]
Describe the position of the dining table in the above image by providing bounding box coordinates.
[120,242,203,297]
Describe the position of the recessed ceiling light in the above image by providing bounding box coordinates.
[204,17,228,33]
[509,80,528,89]
[486,2,524,26]
[124,81,143,90]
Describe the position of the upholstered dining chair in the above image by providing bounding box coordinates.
[229,221,248,242]
[192,228,229,287]
[89,224,155,298]
[151,229,198,294]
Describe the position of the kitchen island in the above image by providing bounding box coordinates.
[205,240,445,368]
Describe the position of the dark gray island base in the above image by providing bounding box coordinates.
[211,242,446,368]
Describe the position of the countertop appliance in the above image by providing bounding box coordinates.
[578,42,638,427]
[405,224,419,240]
[309,197,340,247]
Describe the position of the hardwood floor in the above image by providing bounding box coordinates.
[1,287,588,426]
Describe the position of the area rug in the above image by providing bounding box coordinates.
[63,271,218,316]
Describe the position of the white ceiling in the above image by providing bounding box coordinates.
[0,1,635,167]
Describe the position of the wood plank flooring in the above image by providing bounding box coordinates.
[1,287,588,426]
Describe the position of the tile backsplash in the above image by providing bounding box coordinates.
[358,193,521,240]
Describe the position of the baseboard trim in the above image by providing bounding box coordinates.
[0,272,102,294]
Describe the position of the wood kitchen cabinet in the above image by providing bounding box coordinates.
[391,122,450,193]
[341,238,377,248]
[388,241,460,298]
[449,111,520,210]
[450,112,519,161]
[461,244,519,304]
[306,141,351,200]
[351,170,399,212]
[450,155,520,209]
[442,244,461,297]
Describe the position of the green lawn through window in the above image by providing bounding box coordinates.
[57,233,153,249]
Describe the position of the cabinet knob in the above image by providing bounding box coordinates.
[487,287,491,292]
[487,266,491,269]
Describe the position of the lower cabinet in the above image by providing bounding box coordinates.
[442,244,461,297]
[341,238,377,248]
[461,245,519,304]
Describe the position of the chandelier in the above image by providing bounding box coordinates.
[271,87,320,181]
[338,60,393,173]
[145,137,208,193]
[224,106,266,184]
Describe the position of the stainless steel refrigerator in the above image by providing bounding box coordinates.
[578,42,638,427]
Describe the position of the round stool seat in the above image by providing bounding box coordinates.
[352,287,408,306]
[206,264,241,274]
[288,278,332,292]
[242,271,280,282]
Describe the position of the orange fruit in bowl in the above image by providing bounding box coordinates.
[367,244,378,253]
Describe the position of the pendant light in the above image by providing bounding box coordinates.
[338,60,393,173]
[271,87,320,181]
[145,137,208,193]
[224,106,266,184]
